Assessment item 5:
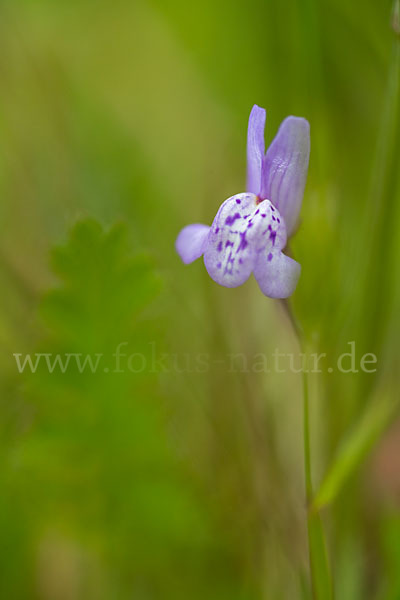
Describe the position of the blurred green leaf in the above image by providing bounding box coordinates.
[41,219,162,346]
[312,393,397,512]
[350,0,400,398]
[6,218,260,599]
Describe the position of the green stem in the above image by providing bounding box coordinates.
[280,299,333,599]
[302,365,313,502]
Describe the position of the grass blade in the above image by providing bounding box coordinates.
[312,393,397,512]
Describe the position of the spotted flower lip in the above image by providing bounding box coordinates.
[175,105,310,299]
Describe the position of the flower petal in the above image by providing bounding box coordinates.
[260,116,310,236]
[203,193,286,288]
[246,105,266,195]
[176,224,210,264]
[253,249,301,298]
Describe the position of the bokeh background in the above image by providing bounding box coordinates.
[0,0,399,598]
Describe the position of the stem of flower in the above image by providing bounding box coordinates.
[302,362,312,503]
[280,299,333,599]
[278,305,311,494]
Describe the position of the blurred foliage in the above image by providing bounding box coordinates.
[3,220,260,599]
[0,0,399,598]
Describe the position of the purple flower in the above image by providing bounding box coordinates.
[176,105,310,298]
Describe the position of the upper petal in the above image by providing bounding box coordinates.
[246,105,266,195]
[253,249,301,298]
[203,192,286,288]
[176,224,210,264]
[260,116,310,236]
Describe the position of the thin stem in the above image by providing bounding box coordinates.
[302,363,313,502]
[280,298,312,497]
[280,299,332,599]
[280,299,312,496]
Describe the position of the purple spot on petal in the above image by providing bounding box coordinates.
[224,252,234,274]
[237,231,248,252]
[272,215,276,221]
[270,231,277,245]
[247,222,253,228]
[225,212,241,226]
[261,214,267,218]
[255,209,260,215]
[217,262,222,269]
[277,218,280,223]
[271,206,275,212]
[239,258,243,264]
[267,252,273,261]
[225,240,234,248]
[236,198,241,204]
[215,227,219,234]
[217,241,223,252]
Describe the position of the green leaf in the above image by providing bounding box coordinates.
[12,218,253,599]
[41,219,162,348]
[312,393,397,512]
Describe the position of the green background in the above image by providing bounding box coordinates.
[0,0,399,598]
